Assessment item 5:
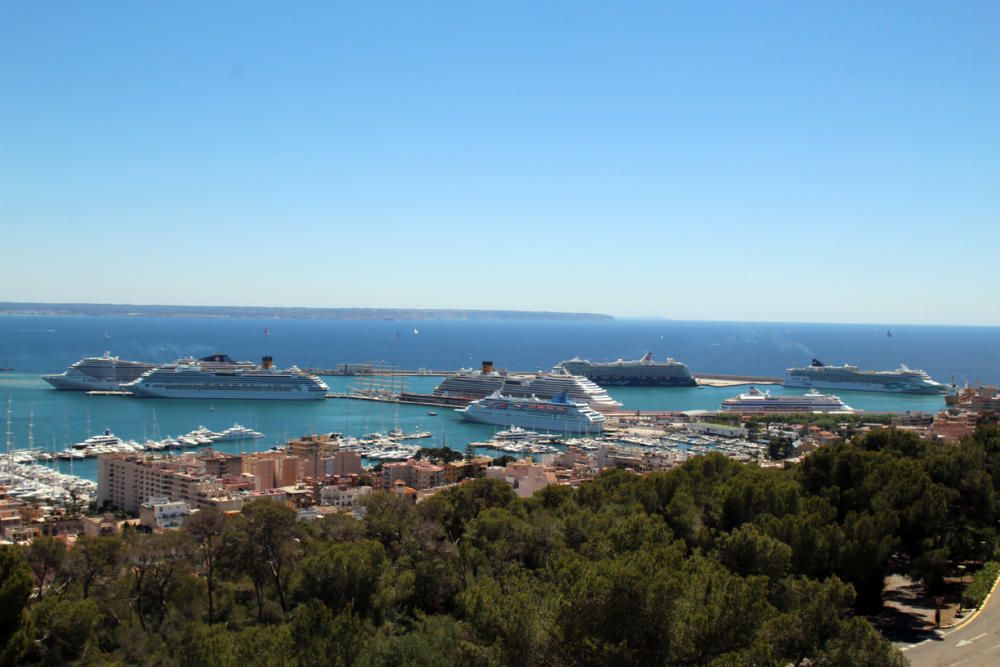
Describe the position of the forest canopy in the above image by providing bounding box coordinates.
[6,423,1000,665]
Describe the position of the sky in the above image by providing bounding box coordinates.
[1,1,998,325]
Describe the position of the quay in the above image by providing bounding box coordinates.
[695,374,782,387]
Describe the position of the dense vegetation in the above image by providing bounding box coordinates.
[4,423,1000,666]
[962,561,1000,608]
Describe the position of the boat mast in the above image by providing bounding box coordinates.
[4,394,12,480]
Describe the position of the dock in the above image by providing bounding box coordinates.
[695,374,782,387]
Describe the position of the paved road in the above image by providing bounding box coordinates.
[904,590,1000,666]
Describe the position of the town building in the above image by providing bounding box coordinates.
[287,433,343,478]
[382,459,445,491]
[242,452,304,491]
[197,449,244,478]
[139,497,192,531]
[931,409,980,441]
[97,452,243,515]
[80,514,121,537]
[328,451,362,477]
[320,484,372,508]
[485,461,558,498]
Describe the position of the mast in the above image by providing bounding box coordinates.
[27,404,33,450]
[4,394,12,480]
[28,406,37,485]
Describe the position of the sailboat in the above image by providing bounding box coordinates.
[413,328,420,335]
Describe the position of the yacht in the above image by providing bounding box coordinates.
[434,361,621,411]
[494,426,540,441]
[784,359,947,394]
[457,391,606,434]
[556,353,696,387]
[43,352,155,391]
[720,387,854,414]
[214,424,264,441]
[124,354,328,400]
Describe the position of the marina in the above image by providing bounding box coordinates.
[0,369,948,490]
[0,316,980,491]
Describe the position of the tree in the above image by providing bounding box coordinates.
[221,499,299,621]
[64,535,122,599]
[11,596,100,666]
[0,546,32,649]
[187,507,226,624]
[126,530,195,632]
[25,536,66,598]
[289,600,369,667]
[717,523,792,579]
[296,540,385,615]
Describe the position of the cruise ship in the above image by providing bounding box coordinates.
[458,391,606,434]
[784,359,947,395]
[44,352,156,391]
[556,353,696,387]
[433,361,622,411]
[720,387,854,414]
[123,355,328,400]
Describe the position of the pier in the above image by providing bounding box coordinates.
[695,374,782,387]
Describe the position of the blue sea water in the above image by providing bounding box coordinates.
[1,315,998,481]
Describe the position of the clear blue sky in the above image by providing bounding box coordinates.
[2,2,998,324]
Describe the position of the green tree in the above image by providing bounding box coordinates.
[25,536,66,598]
[221,499,299,621]
[187,506,227,624]
[0,546,32,650]
[63,534,122,599]
[12,595,100,666]
[717,523,792,579]
[126,530,195,632]
[289,599,369,667]
[296,539,385,615]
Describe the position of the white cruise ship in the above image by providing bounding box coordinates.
[124,355,328,400]
[720,387,854,414]
[434,361,622,411]
[784,359,946,395]
[458,391,606,434]
[557,353,696,387]
[44,352,156,391]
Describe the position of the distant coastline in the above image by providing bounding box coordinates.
[0,302,614,322]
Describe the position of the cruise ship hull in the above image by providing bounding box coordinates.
[783,375,946,395]
[557,355,696,388]
[573,375,696,387]
[44,375,130,391]
[435,376,621,410]
[458,407,604,434]
[127,385,327,400]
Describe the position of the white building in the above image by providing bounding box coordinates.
[320,484,373,508]
[139,497,192,531]
[688,422,747,438]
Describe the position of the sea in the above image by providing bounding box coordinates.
[1,315,998,482]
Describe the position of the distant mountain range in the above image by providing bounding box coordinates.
[0,302,614,322]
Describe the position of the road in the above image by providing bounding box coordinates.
[904,587,1000,667]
